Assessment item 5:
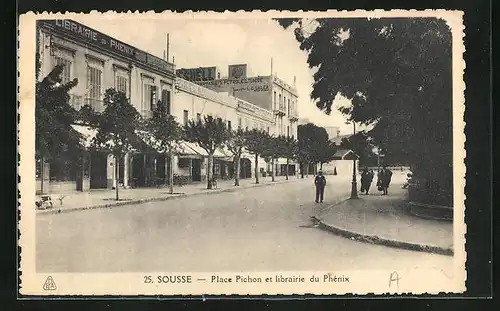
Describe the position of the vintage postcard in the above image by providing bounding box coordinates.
[18,10,466,296]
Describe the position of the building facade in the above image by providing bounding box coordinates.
[36,19,176,194]
[178,64,300,176]
[36,19,280,194]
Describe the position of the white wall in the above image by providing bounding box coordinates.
[39,29,174,115]
[173,89,238,126]
[321,160,359,179]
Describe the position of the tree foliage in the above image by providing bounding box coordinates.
[279,18,453,205]
[92,89,143,156]
[143,100,182,155]
[183,115,229,189]
[297,123,335,166]
[225,128,247,186]
[36,64,82,160]
[244,128,270,158]
[91,88,143,200]
[243,129,271,184]
[141,100,182,193]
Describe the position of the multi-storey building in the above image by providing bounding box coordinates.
[36,19,176,193]
[35,19,277,194]
[178,64,300,176]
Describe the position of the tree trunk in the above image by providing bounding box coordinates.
[254,154,260,184]
[115,154,120,201]
[320,162,323,170]
[167,152,174,194]
[286,157,289,180]
[234,154,241,186]
[301,161,305,179]
[271,158,275,182]
[306,162,309,177]
[207,154,213,189]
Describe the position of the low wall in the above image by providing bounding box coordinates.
[36,178,90,195]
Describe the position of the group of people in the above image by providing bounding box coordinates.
[360,166,393,195]
[313,166,393,203]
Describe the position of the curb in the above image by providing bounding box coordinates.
[408,201,453,221]
[37,178,302,216]
[312,213,454,257]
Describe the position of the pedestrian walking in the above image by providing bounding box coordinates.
[314,170,327,203]
[360,167,370,194]
[365,169,375,194]
[379,167,393,195]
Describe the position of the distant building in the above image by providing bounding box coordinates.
[320,149,359,178]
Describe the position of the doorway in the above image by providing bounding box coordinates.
[89,151,107,189]
[191,158,201,182]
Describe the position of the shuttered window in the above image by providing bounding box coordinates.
[87,66,102,100]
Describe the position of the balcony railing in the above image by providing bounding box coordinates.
[84,98,104,113]
[273,103,286,117]
[288,110,299,122]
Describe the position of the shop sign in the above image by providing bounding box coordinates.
[197,77,271,92]
[176,67,218,81]
[39,19,174,74]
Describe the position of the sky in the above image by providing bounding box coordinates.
[72,15,353,134]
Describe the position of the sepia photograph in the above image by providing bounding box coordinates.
[18,10,466,295]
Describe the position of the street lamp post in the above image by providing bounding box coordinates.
[346,121,359,199]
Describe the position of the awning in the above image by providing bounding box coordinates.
[135,130,183,154]
[71,124,98,148]
[178,141,208,157]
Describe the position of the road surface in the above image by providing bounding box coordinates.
[36,177,452,273]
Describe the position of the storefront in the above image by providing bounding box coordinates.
[36,19,176,194]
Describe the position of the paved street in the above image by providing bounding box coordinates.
[37,177,452,273]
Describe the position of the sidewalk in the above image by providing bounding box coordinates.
[36,175,304,215]
[314,183,454,256]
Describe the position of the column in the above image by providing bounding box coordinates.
[123,153,130,188]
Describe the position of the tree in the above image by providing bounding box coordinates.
[225,128,247,186]
[277,135,298,180]
[297,123,330,173]
[317,141,337,170]
[35,62,82,194]
[243,129,270,184]
[184,116,229,189]
[278,18,453,205]
[339,132,378,167]
[92,88,143,200]
[261,135,283,182]
[141,100,182,194]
